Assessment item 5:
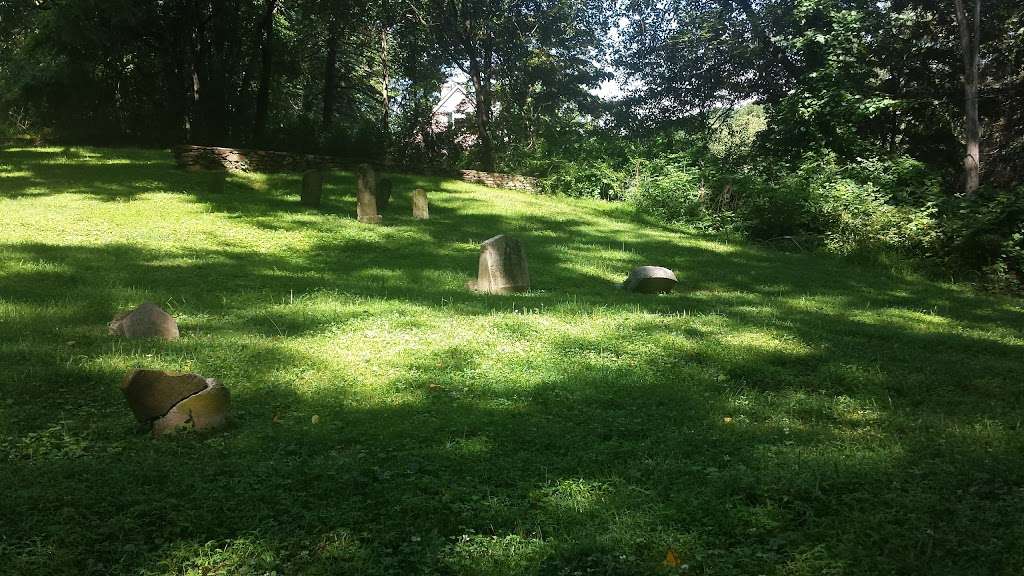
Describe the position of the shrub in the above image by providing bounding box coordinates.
[940,187,1024,291]
[541,161,625,200]
[626,159,704,224]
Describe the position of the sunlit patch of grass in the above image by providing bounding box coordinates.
[0,147,1022,575]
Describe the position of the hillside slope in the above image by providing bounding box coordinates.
[1,147,1023,575]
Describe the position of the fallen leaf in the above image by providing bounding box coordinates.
[311,415,320,425]
[663,548,681,568]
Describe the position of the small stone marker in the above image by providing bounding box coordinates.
[356,164,382,223]
[376,177,392,211]
[301,169,324,207]
[206,170,227,194]
[109,303,180,340]
[622,266,677,294]
[412,188,429,220]
[469,235,529,294]
[122,369,230,436]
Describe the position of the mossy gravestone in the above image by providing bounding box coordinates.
[469,235,529,294]
[412,188,429,219]
[376,177,392,211]
[206,170,227,194]
[356,164,382,223]
[301,169,324,208]
[121,369,230,436]
[622,266,677,294]
[109,303,179,340]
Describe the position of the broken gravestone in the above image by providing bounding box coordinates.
[412,188,429,220]
[469,235,529,294]
[121,369,230,436]
[376,177,392,211]
[356,164,382,223]
[621,266,677,294]
[301,169,324,208]
[109,303,180,340]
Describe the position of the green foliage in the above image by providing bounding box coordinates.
[626,157,705,224]
[940,187,1024,291]
[541,160,624,200]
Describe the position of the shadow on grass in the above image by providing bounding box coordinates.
[1,147,1023,574]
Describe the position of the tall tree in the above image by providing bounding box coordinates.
[954,0,981,195]
[253,0,278,145]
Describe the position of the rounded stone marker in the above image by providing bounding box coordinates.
[301,169,324,207]
[622,266,677,294]
[469,235,529,294]
[355,164,382,224]
[109,303,180,340]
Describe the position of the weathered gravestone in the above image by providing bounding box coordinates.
[355,164,382,223]
[206,169,227,194]
[301,169,324,207]
[109,303,180,340]
[122,369,230,436]
[621,266,677,294]
[469,235,529,294]
[412,188,429,220]
[376,177,392,211]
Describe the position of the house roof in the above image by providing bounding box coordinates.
[433,84,470,115]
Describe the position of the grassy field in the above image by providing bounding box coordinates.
[1,147,1022,575]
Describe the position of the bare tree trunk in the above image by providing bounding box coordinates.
[467,50,495,172]
[253,0,277,146]
[322,18,338,131]
[380,25,392,165]
[955,0,981,195]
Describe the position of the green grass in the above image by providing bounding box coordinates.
[1,146,1022,575]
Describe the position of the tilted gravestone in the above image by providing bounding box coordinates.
[301,169,324,207]
[412,188,429,220]
[622,266,677,294]
[469,235,529,294]
[109,303,179,340]
[206,169,227,194]
[121,369,230,436]
[376,177,392,211]
[355,164,382,223]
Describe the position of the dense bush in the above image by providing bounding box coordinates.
[540,160,625,200]
[939,187,1024,291]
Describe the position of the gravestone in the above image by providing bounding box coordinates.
[301,169,324,207]
[109,303,180,340]
[412,188,429,220]
[469,235,529,294]
[376,177,392,211]
[151,379,230,436]
[121,369,230,436]
[206,170,227,194]
[622,266,677,294]
[356,164,382,223]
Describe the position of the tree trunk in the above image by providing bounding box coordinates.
[322,19,338,131]
[955,0,981,195]
[468,56,495,172]
[380,25,392,165]
[253,0,277,147]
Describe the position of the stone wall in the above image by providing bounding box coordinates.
[459,170,539,191]
[172,145,350,173]
[172,145,540,192]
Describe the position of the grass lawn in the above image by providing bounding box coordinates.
[1,146,1023,575]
